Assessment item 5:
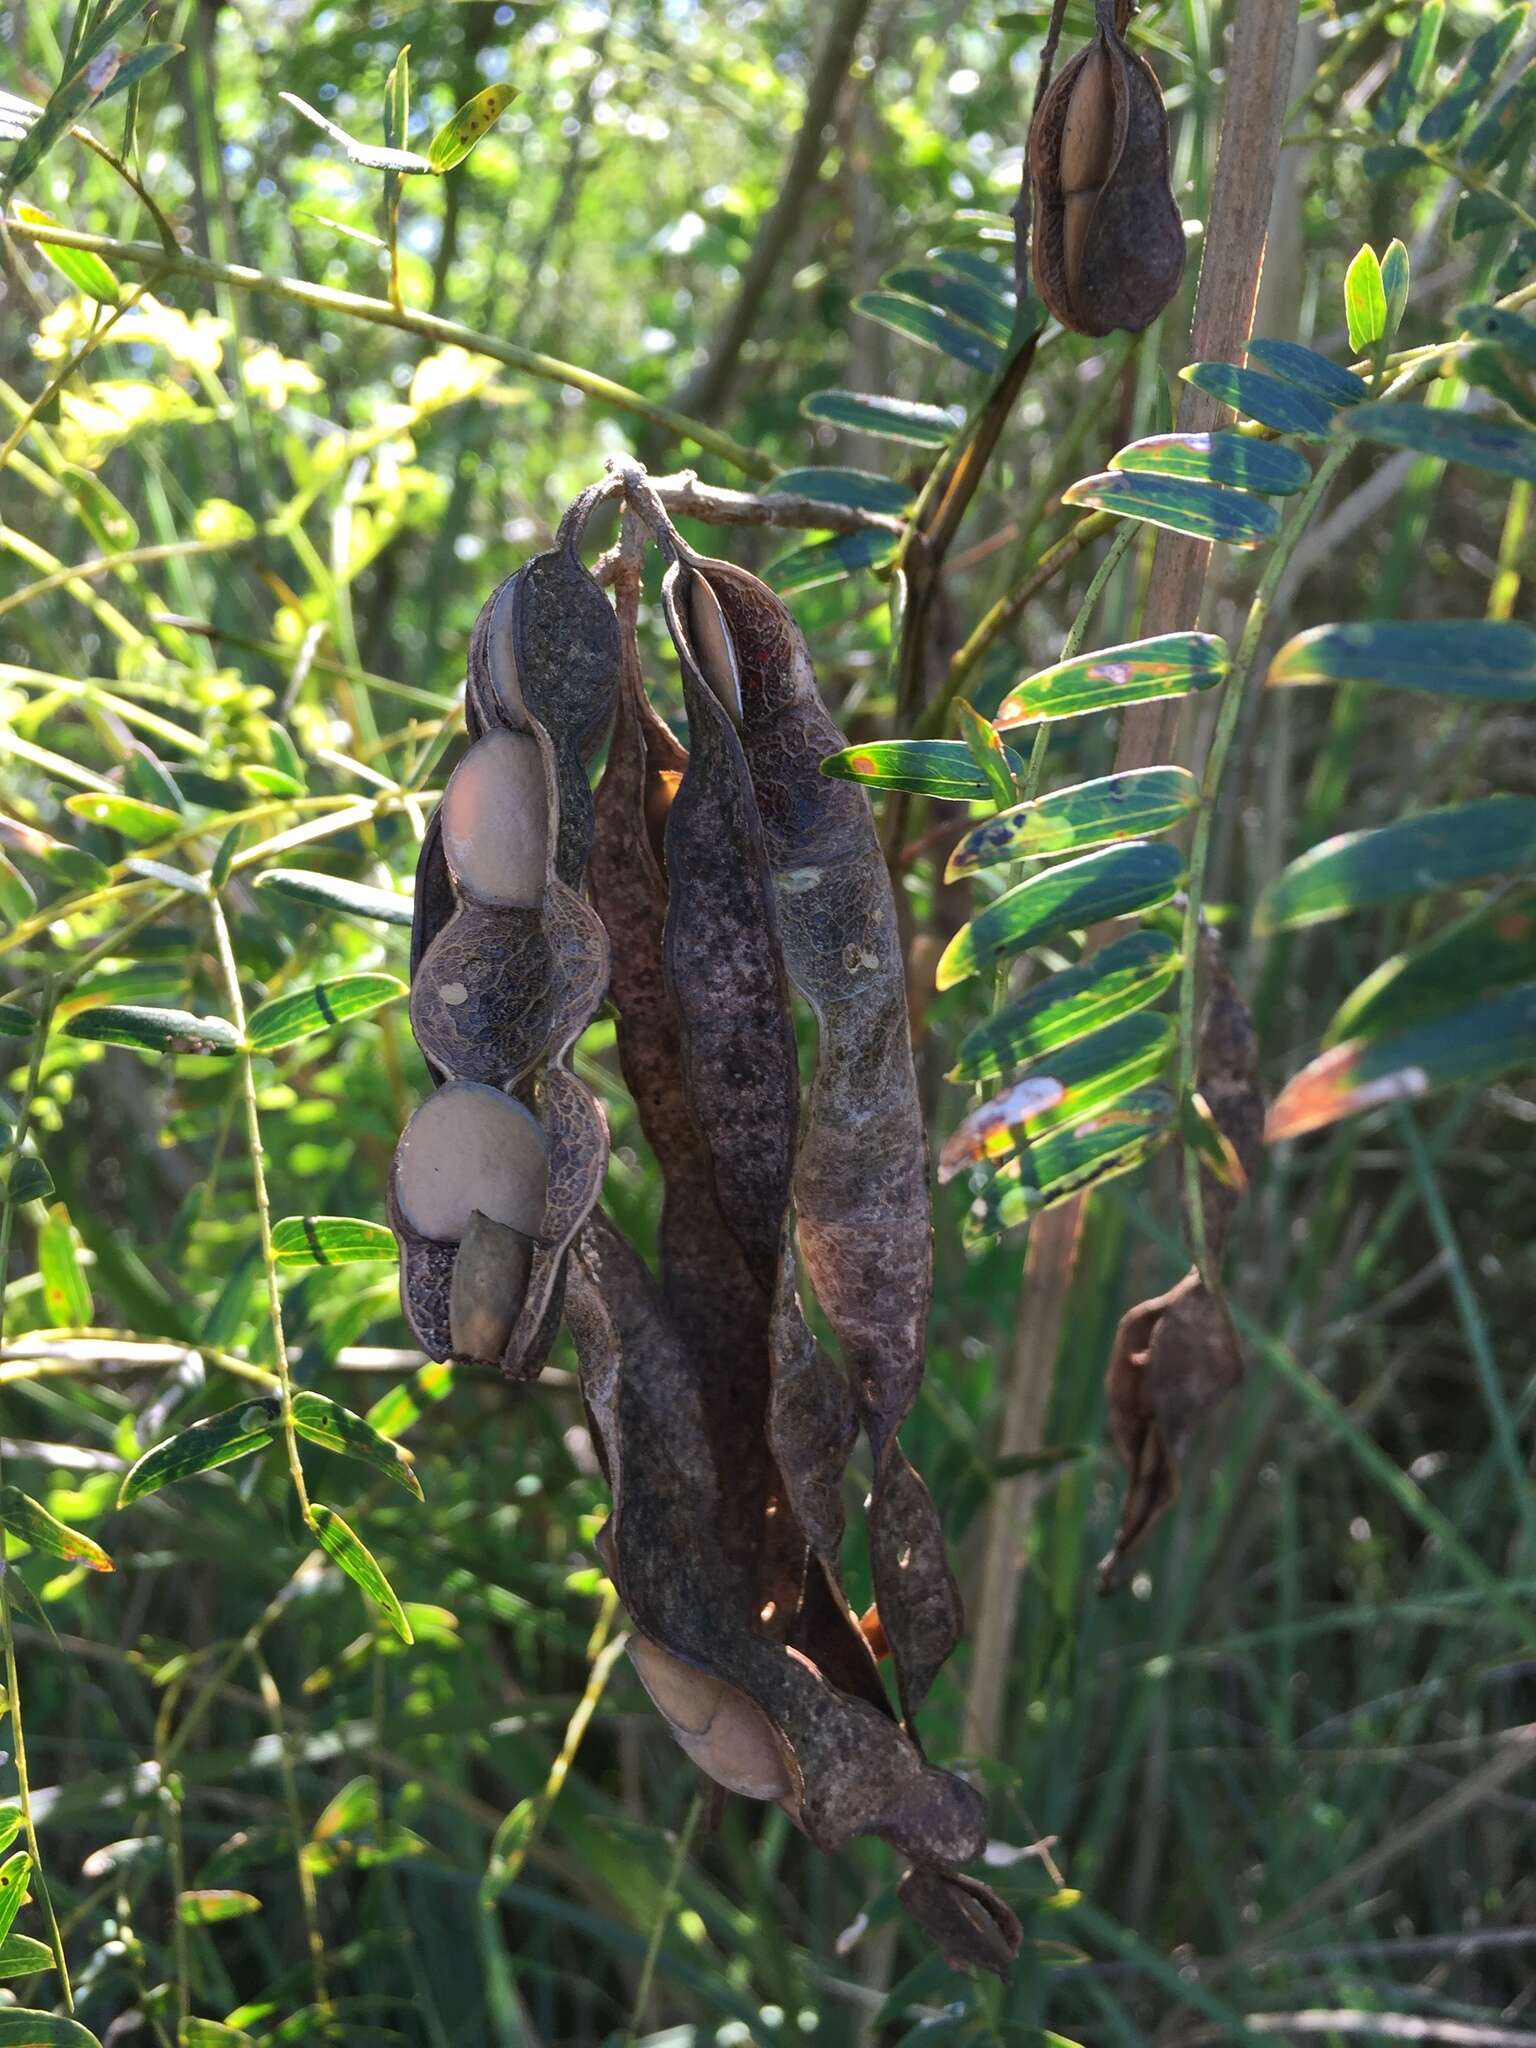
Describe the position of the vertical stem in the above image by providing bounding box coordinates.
[625,1790,706,2046]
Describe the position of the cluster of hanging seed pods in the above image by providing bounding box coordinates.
[389,460,1021,1974]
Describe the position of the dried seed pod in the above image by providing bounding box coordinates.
[628,1637,793,1801]
[498,1065,608,1382]
[896,1866,1024,1978]
[1028,0,1184,337]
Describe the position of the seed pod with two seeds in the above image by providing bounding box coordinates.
[1028,0,1184,337]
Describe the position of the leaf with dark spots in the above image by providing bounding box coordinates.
[897,1865,1024,1976]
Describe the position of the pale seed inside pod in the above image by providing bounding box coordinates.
[441,729,549,909]
[394,1081,549,1244]
[449,1208,536,1363]
[1059,45,1115,289]
[628,1635,724,1735]
[628,1637,792,1800]
[686,572,744,725]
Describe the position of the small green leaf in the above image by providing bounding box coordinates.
[176,1890,262,1925]
[1180,1088,1248,1192]
[291,1391,422,1499]
[59,466,139,552]
[310,1503,413,1642]
[1380,239,1410,338]
[1256,796,1536,934]
[2,1156,54,1205]
[1374,0,1443,132]
[1340,402,1536,483]
[967,1089,1176,1234]
[955,701,1017,812]
[1268,619,1536,700]
[799,389,956,447]
[820,738,1029,801]
[180,2023,258,2047]
[37,1204,91,1328]
[1326,892,1536,1045]
[880,265,1015,346]
[0,1005,35,1039]
[1454,187,1519,240]
[1344,244,1387,353]
[0,1931,54,1979]
[253,868,414,926]
[247,972,405,1052]
[11,202,118,302]
[948,932,1179,1082]
[278,90,433,172]
[0,2016,101,2048]
[1458,304,1536,372]
[1060,471,1280,546]
[947,767,1198,877]
[426,81,517,172]
[1268,982,1536,1141]
[63,1006,241,1056]
[199,1251,258,1351]
[1111,431,1312,494]
[210,826,241,890]
[1362,141,1431,177]
[0,1485,113,1570]
[0,1854,31,1946]
[1180,362,1339,437]
[64,792,180,845]
[766,468,912,514]
[0,1815,21,1857]
[1418,9,1527,145]
[764,528,895,594]
[118,1399,282,1505]
[1243,339,1369,408]
[383,42,410,157]
[270,1216,398,1267]
[994,631,1230,729]
[364,1359,455,1439]
[0,854,37,929]
[853,291,1002,373]
[936,841,1185,989]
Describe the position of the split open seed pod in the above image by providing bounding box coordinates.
[628,1636,793,1801]
[1028,0,1184,336]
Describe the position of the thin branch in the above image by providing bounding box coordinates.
[643,468,902,536]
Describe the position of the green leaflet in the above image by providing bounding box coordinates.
[0,1005,34,1038]
[1338,403,1536,484]
[1256,796,1536,933]
[765,528,895,594]
[246,973,405,1051]
[955,700,1018,812]
[946,1013,1176,1177]
[1243,340,1369,408]
[924,246,1018,298]
[0,1932,54,1980]
[1344,244,1387,353]
[767,468,912,513]
[937,841,1185,988]
[270,1215,398,1266]
[176,1889,262,1924]
[0,1485,112,1571]
[364,1359,456,1439]
[948,932,1180,1082]
[994,632,1229,729]
[11,203,118,302]
[1326,891,1536,1045]
[0,1854,31,1946]
[64,792,180,844]
[291,1391,422,1499]
[820,737,1029,800]
[1417,9,1527,145]
[881,265,1015,347]
[37,1203,92,1327]
[1381,240,1410,339]
[853,291,1003,374]
[311,1503,414,1642]
[1268,620,1536,700]
[1179,362,1338,438]
[118,1398,282,1504]
[1268,982,1536,1141]
[946,768,1199,876]
[1374,0,1443,132]
[253,868,415,926]
[180,2022,259,2045]
[967,1088,1176,1235]
[426,81,517,172]
[1111,431,1312,494]
[799,389,957,446]
[62,1006,241,1056]
[1061,471,1280,546]
[0,2015,102,2047]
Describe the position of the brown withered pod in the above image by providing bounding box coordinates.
[387,462,1021,1975]
[1026,0,1185,337]
[1099,934,1264,1591]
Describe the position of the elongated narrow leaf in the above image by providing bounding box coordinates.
[1268,982,1536,1141]
[948,931,1179,1081]
[1454,188,1519,240]
[0,1932,54,1979]
[800,389,957,447]
[1061,471,1280,546]
[0,1005,34,1038]
[1459,304,1536,371]
[63,1006,240,1055]
[253,868,414,926]
[853,291,1002,373]
[1327,891,1536,1044]
[270,1215,397,1266]
[310,1504,413,1642]
[947,767,1198,877]
[821,738,1029,800]
[1381,239,1410,338]
[37,1204,92,1327]
[1256,795,1536,934]
[2,1156,53,1205]
[937,841,1185,989]
[969,1089,1176,1233]
[64,792,180,843]
[118,1398,282,1505]
[0,853,37,928]
[955,700,1017,812]
[180,2022,258,2046]
[881,265,1015,346]
[1180,362,1338,438]
[176,1890,261,1925]
[1375,0,1443,132]
[1418,9,1527,145]
[0,2015,101,2047]
[1243,339,1369,408]
[12,203,118,302]
[0,1856,30,1946]
[364,1359,454,1439]
[246,973,404,1052]
[1339,403,1536,484]
[427,81,517,171]
[1111,431,1311,494]
[1268,619,1536,700]
[1344,244,1387,352]
[943,1013,1174,1178]
[995,631,1229,729]
[0,1485,111,1570]
[291,1392,422,1499]
[767,468,912,514]
[764,528,894,594]
[0,0,161,195]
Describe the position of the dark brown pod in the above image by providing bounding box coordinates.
[896,1867,1024,1977]
[1028,0,1184,337]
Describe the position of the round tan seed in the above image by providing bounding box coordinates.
[441,729,549,908]
[394,1081,549,1244]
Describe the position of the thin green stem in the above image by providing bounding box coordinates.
[625,1789,706,2047]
